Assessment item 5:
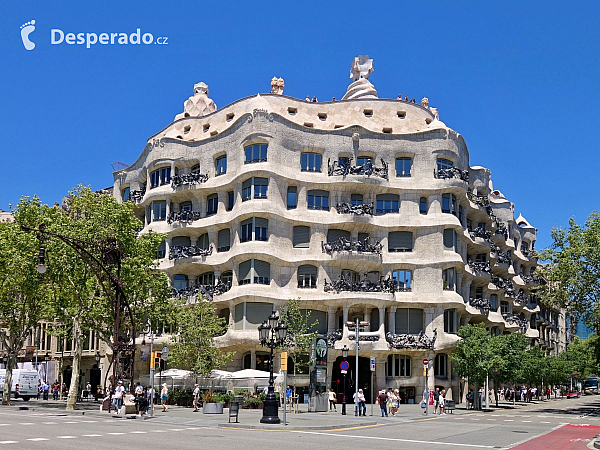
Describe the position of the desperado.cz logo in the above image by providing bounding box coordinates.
[20,19,168,50]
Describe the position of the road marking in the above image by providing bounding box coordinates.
[0,441,18,444]
[19,422,34,425]
[79,420,97,423]
[504,420,514,422]
[64,421,79,424]
[471,418,480,421]
[169,428,184,431]
[522,420,532,422]
[541,421,551,423]
[453,417,464,420]
[42,422,57,424]
[82,434,102,437]
[486,419,495,421]
[130,431,146,434]
[56,436,76,439]
[107,432,125,435]
[27,438,49,441]
[150,430,167,433]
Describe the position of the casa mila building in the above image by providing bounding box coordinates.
[113,56,567,404]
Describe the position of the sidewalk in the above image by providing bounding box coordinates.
[1,396,571,430]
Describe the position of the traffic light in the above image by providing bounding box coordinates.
[152,352,161,369]
[423,368,427,377]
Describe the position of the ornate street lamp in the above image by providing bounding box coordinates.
[258,311,287,424]
[95,351,101,366]
[341,345,349,415]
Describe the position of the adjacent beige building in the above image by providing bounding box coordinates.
[112,57,567,403]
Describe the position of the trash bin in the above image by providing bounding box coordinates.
[234,395,244,405]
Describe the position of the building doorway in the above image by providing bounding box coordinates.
[90,364,101,392]
[331,356,372,403]
[398,386,416,404]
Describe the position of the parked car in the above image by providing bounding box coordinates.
[566,390,581,399]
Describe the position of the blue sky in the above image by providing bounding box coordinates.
[1,1,598,249]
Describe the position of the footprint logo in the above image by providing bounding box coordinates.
[20,20,36,50]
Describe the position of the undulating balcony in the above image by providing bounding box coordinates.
[334,202,374,216]
[434,167,469,182]
[385,330,437,350]
[327,157,389,180]
[321,237,383,255]
[169,244,213,260]
[167,210,202,224]
[171,172,209,188]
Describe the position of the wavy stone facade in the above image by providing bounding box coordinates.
[113,60,566,403]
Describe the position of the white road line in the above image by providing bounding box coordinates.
[522,420,532,422]
[0,424,8,427]
[0,441,18,444]
[453,417,464,420]
[42,422,57,424]
[541,421,551,423]
[64,421,79,424]
[471,418,480,421]
[107,432,125,435]
[504,419,514,422]
[486,419,495,421]
[130,431,146,434]
[169,428,184,431]
[27,438,49,441]
[151,430,167,433]
[19,422,34,425]
[299,431,499,448]
[56,436,76,439]
[82,434,102,437]
[79,420,97,423]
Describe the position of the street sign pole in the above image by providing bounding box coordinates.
[281,351,287,426]
[423,358,429,416]
[370,356,375,417]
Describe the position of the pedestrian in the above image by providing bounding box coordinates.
[112,380,124,412]
[328,388,337,412]
[466,389,474,409]
[52,381,59,400]
[421,388,429,414]
[286,385,292,407]
[134,382,143,397]
[377,390,388,417]
[439,389,446,415]
[193,384,200,412]
[433,388,440,414]
[42,380,49,400]
[15,384,20,399]
[353,389,366,416]
[37,381,41,400]
[146,385,154,413]
[160,383,169,412]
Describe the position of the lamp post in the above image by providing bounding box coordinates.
[347,319,369,416]
[341,345,349,415]
[258,311,288,424]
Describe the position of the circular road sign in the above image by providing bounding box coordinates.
[422,358,429,366]
[340,361,349,371]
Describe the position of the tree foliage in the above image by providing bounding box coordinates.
[168,297,232,376]
[450,323,494,386]
[537,211,600,332]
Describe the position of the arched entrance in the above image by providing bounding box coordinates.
[63,365,72,389]
[331,356,372,403]
[90,364,101,391]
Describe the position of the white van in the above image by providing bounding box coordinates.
[0,369,39,401]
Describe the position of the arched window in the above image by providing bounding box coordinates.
[434,353,448,378]
[298,265,317,289]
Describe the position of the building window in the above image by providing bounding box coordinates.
[341,269,360,284]
[197,272,214,286]
[150,167,171,188]
[293,226,310,248]
[191,164,200,174]
[239,259,270,285]
[301,153,322,172]
[241,220,252,243]
[387,355,412,377]
[444,309,457,333]
[206,194,218,216]
[443,229,457,251]
[121,187,130,202]
[395,157,412,177]
[241,218,268,242]
[392,269,412,291]
[434,354,448,378]
[221,271,233,287]
[442,267,456,291]
[172,274,188,290]
[489,294,498,311]
[437,158,453,171]
[475,253,487,263]
[376,194,399,214]
[287,186,297,209]
[298,265,317,288]
[242,177,268,201]
[216,155,227,175]
[395,308,424,334]
[356,156,373,167]
[442,193,457,215]
[179,201,192,211]
[500,301,510,314]
[351,194,363,206]
[234,302,274,330]
[388,231,413,252]
[197,233,210,250]
[217,228,230,252]
[156,240,166,259]
[490,326,500,336]
[244,144,268,164]
[227,191,234,211]
[307,190,329,211]
[151,201,167,222]
[419,197,427,215]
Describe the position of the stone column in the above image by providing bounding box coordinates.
[327,306,336,333]
[165,238,171,259]
[342,306,349,337]
[214,270,221,283]
[446,356,453,401]
[228,300,234,328]
[170,162,176,179]
[427,353,436,390]
[165,195,171,217]
[250,349,256,370]
[375,356,387,396]
[364,306,370,325]
[388,306,396,334]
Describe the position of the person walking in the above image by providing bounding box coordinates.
[391,389,400,416]
[377,390,388,417]
[433,388,440,414]
[160,383,169,412]
[421,388,429,414]
[439,389,446,415]
[193,384,200,412]
[328,388,337,412]
[146,385,154,413]
[112,380,124,413]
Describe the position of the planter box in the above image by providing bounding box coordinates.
[203,402,224,414]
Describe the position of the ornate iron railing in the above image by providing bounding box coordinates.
[334,202,374,216]
[327,157,388,180]
[326,329,343,347]
[521,274,543,285]
[321,237,383,255]
[491,275,516,297]
[171,172,209,188]
[467,259,492,274]
[173,282,230,301]
[167,210,202,224]
[515,290,532,306]
[495,222,508,240]
[521,248,537,259]
[324,274,396,293]
[435,167,469,182]
[469,227,492,244]
[469,297,491,312]
[467,191,495,220]
[169,244,213,260]
[129,188,146,203]
[502,313,528,330]
[348,334,380,342]
[386,329,437,350]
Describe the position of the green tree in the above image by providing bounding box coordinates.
[537,211,600,332]
[488,333,529,406]
[450,323,494,408]
[18,187,173,410]
[519,346,549,392]
[0,197,51,405]
[279,299,318,395]
[168,297,232,375]
[561,336,599,379]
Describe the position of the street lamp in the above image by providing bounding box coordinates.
[95,352,101,366]
[347,319,369,417]
[257,311,288,424]
[341,345,349,415]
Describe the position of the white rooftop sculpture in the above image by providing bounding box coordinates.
[342,55,378,100]
[175,82,217,121]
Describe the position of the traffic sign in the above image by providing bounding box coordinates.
[370,356,375,372]
[422,358,429,367]
[341,370,347,374]
[161,346,169,360]
[336,379,340,385]
[340,361,349,371]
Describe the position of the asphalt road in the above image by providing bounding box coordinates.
[0,396,598,449]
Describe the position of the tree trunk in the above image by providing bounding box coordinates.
[66,319,84,411]
[2,353,16,406]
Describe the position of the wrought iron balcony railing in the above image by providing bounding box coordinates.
[385,329,437,350]
[490,245,512,265]
[502,313,528,330]
[169,244,213,260]
[129,188,146,203]
[434,167,469,182]
[467,191,495,220]
[171,279,231,301]
[348,334,380,342]
[469,297,491,312]
[494,222,508,240]
[167,210,202,224]
[469,227,493,244]
[321,237,383,255]
[491,275,516,297]
[467,259,492,274]
[324,274,396,293]
[327,157,389,180]
[171,172,209,188]
[334,202,374,216]
[326,329,343,347]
